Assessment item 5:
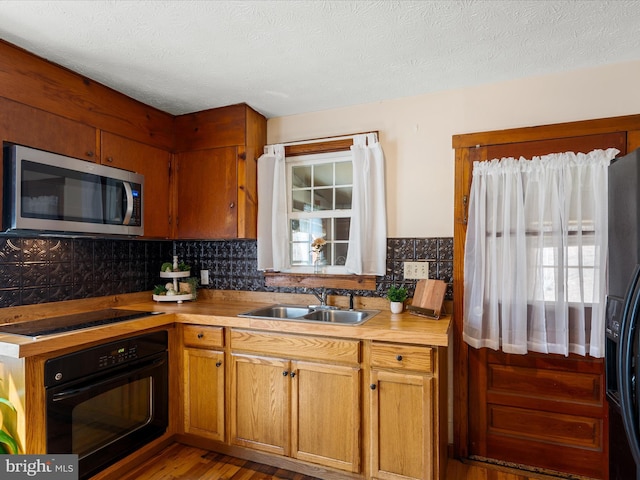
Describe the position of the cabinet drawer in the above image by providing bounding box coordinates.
[370,342,432,373]
[183,325,224,349]
[231,329,360,364]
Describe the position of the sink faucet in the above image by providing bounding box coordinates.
[308,287,330,309]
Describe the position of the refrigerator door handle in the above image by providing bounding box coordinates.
[618,264,640,468]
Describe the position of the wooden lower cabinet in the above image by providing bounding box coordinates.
[230,354,290,455]
[292,361,360,472]
[230,329,362,473]
[370,370,433,480]
[230,353,361,473]
[182,326,225,441]
[369,341,445,480]
[180,328,446,480]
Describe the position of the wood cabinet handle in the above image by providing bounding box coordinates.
[370,384,376,390]
[215,361,222,368]
[197,333,204,339]
[396,355,403,361]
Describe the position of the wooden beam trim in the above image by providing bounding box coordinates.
[264,273,377,291]
[452,114,640,149]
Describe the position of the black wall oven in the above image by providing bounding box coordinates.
[45,331,168,480]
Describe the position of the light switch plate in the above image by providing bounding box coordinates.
[404,261,429,279]
[200,269,209,285]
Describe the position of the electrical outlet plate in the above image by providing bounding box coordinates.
[200,269,210,285]
[404,261,429,279]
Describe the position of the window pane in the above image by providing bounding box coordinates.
[292,165,311,188]
[335,217,350,241]
[335,187,352,210]
[335,243,348,265]
[335,161,352,186]
[322,243,332,266]
[290,217,331,265]
[292,190,311,212]
[314,163,333,187]
[314,188,333,211]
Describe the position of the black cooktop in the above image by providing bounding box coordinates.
[0,309,161,338]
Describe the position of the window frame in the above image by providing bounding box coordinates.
[285,150,353,274]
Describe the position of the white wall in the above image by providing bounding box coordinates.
[267,60,640,238]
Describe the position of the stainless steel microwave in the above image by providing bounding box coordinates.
[3,144,144,236]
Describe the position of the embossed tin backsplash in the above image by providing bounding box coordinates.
[0,237,453,308]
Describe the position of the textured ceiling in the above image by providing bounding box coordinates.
[0,0,639,118]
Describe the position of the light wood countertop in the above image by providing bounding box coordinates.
[0,290,451,358]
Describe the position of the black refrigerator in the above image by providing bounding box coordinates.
[606,148,640,480]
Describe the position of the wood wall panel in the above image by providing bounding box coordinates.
[488,405,601,449]
[173,104,247,152]
[0,40,173,150]
[488,364,601,405]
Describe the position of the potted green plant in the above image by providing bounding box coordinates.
[0,396,19,454]
[386,285,408,314]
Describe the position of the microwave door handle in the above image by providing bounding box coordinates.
[122,181,134,225]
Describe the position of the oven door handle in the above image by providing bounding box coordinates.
[51,384,94,402]
[51,356,165,402]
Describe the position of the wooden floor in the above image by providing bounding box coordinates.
[119,443,570,480]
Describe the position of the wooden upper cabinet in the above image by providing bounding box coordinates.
[101,131,172,239]
[175,147,238,239]
[173,104,266,239]
[0,96,97,161]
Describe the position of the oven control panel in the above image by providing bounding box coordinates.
[44,330,168,387]
[98,345,139,368]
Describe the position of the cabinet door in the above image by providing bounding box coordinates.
[183,348,225,441]
[175,147,238,239]
[101,132,171,238]
[0,96,97,160]
[230,354,290,456]
[370,370,434,480]
[292,361,361,473]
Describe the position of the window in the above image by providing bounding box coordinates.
[287,151,353,273]
[538,233,597,304]
[257,132,386,276]
[463,149,616,357]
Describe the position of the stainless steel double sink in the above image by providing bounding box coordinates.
[237,304,379,325]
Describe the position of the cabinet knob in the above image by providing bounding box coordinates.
[215,361,222,368]
[197,333,204,339]
[86,151,94,157]
[229,202,235,209]
[106,156,114,163]
[396,355,403,361]
[290,371,296,378]
[283,371,289,376]
[370,384,377,390]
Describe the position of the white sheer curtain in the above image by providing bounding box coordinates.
[257,144,289,271]
[463,148,619,357]
[345,133,387,276]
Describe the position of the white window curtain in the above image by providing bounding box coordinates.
[463,148,619,357]
[345,133,387,276]
[257,144,289,271]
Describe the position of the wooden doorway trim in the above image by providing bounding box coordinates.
[451,113,640,459]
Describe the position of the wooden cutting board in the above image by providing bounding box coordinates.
[408,279,447,319]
